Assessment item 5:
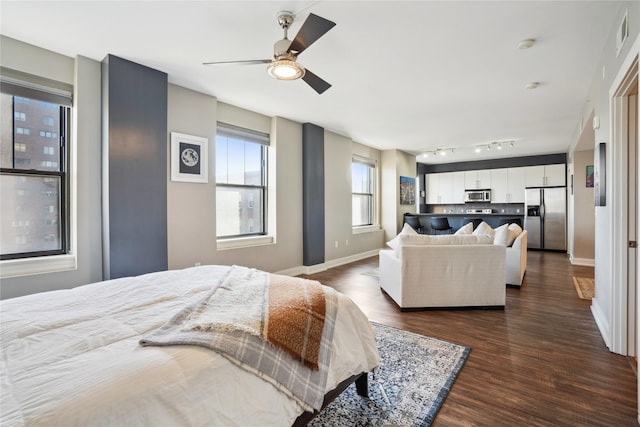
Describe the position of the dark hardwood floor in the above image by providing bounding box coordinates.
[301,251,638,426]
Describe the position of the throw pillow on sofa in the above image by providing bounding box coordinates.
[494,223,522,247]
[472,221,494,236]
[386,223,419,249]
[454,222,473,235]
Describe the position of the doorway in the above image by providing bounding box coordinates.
[609,47,638,421]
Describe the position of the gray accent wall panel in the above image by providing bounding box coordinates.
[302,123,325,266]
[102,55,168,279]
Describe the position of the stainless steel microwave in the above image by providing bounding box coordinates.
[464,189,491,202]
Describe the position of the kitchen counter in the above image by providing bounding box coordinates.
[406,213,524,234]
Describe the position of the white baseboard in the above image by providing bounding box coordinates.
[591,298,611,350]
[276,249,381,277]
[570,255,595,267]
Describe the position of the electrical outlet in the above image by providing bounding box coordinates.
[345,239,349,246]
[334,241,339,248]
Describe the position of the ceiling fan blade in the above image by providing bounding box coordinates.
[302,69,331,94]
[287,13,336,55]
[203,59,271,66]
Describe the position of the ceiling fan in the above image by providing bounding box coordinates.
[203,11,336,94]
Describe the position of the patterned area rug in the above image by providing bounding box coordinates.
[573,277,595,299]
[310,322,470,426]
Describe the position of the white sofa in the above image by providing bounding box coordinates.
[379,234,507,309]
[506,230,527,287]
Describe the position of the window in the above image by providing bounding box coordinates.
[352,158,376,227]
[215,122,269,239]
[0,83,70,260]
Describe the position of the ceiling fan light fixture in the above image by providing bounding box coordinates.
[268,59,305,80]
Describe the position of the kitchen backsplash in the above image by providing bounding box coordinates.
[420,203,525,215]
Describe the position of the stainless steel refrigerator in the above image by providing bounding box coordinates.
[525,187,566,250]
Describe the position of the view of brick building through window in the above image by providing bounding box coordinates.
[0,94,64,257]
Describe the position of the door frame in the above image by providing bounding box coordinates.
[609,38,639,356]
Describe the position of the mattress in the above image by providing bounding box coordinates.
[0,265,380,426]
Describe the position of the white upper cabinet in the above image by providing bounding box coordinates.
[426,171,465,204]
[508,168,526,202]
[544,164,566,186]
[490,169,509,203]
[426,173,440,204]
[465,170,490,189]
[525,164,565,187]
[451,171,466,204]
[490,168,525,203]
[426,172,465,204]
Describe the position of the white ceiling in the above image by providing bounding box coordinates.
[0,1,622,164]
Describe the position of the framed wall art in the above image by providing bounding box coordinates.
[586,165,594,188]
[594,142,606,206]
[170,132,208,183]
[399,176,416,205]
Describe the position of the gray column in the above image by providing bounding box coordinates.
[101,55,168,279]
[302,123,325,266]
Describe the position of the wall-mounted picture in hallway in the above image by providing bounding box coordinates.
[586,165,594,187]
[171,132,208,183]
[595,143,606,206]
[400,176,416,205]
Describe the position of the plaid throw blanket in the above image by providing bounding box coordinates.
[140,266,338,411]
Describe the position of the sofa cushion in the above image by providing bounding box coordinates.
[454,222,473,235]
[393,234,493,256]
[494,223,521,247]
[508,223,523,235]
[386,223,419,249]
[472,221,494,236]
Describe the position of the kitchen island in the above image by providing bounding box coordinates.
[405,212,524,234]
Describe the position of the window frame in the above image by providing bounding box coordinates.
[351,157,377,229]
[215,122,269,240]
[0,81,71,261]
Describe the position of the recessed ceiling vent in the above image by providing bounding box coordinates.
[616,10,628,57]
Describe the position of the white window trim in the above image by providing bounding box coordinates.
[216,234,274,250]
[0,78,76,279]
[0,254,77,279]
[351,155,379,230]
[352,224,381,234]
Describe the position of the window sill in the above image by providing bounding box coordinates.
[352,225,381,234]
[0,254,77,279]
[217,235,274,251]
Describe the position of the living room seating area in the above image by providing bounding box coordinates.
[379,221,527,309]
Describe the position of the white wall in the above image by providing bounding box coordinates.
[324,133,384,262]
[380,149,417,241]
[575,1,640,352]
[573,149,596,264]
[0,38,103,299]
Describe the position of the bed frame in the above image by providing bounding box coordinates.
[292,372,368,426]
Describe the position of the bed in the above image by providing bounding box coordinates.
[0,265,380,426]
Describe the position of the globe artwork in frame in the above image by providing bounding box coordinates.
[170,132,208,183]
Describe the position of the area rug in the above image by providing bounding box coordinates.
[309,322,471,426]
[573,276,595,299]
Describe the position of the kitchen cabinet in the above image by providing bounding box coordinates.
[426,174,440,204]
[525,164,565,187]
[464,169,491,189]
[451,171,465,203]
[508,168,526,202]
[426,172,465,204]
[490,169,508,203]
[491,168,526,203]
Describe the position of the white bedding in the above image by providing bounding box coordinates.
[0,265,380,427]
